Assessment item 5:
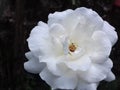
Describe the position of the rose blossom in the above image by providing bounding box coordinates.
[24,7,118,90]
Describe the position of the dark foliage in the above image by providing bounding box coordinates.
[0,0,120,90]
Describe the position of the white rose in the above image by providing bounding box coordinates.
[24,7,118,90]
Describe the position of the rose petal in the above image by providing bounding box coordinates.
[49,23,67,55]
[76,81,98,90]
[102,58,113,69]
[53,75,77,89]
[89,52,108,64]
[25,52,34,60]
[91,31,112,57]
[24,52,45,73]
[78,65,107,83]
[24,60,45,74]
[75,7,103,30]
[40,57,76,76]
[57,62,76,76]
[40,67,58,88]
[49,23,66,38]
[66,56,91,71]
[48,9,73,26]
[103,21,118,45]
[40,67,77,89]
[59,12,81,33]
[37,21,48,28]
[40,57,62,76]
[105,71,115,82]
[64,8,101,34]
[27,22,53,56]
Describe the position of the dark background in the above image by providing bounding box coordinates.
[0,0,120,90]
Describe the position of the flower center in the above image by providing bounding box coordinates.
[69,43,76,52]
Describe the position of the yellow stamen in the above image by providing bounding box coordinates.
[69,43,76,52]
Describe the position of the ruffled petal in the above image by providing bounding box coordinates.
[57,62,77,77]
[91,31,112,60]
[37,21,48,28]
[89,52,108,64]
[53,75,77,89]
[78,65,107,83]
[40,57,62,76]
[24,61,45,74]
[75,7,103,30]
[48,9,73,26]
[40,67,58,88]
[27,22,53,56]
[69,7,104,41]
[99,59,114,82]
[102,58,113,69]
[105,71,115,82]
[76,81,98,90]
[79,59,114,82]
[48,9,82,33]
[25,52,34,60]
[24,52,45,74]
[49,23,66,38]
[71,20,91,38]
[58,11,81,33]
[65,56,91,71]
[40,67,77,89]
[40,57,76,77]
[49,23,66,55]
[103,21,118,45]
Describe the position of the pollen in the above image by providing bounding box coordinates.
[69,43,76,52]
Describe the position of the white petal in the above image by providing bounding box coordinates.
[71,20,92,38]
[59,12,81,33]
[103,21,118,45]
[90,51,113,65]
[66,56,91,71]
[78,65,107,83]
[91,31,112,57]
[25,52,34,60]
[76,81,98,90]
[25,51,43,60]
[40,67,58,88]
[70,7,104,39]
[48,9,82,33]
[40,57,62,76]
[24,52,45,73]
[102,58,113,69]
[49,23,67,55]
[24,60,45,74]
[66,9,101,34]
[41,57,76,76]
[53,75,77,89]
[48,9,73,26]
[40,67,77,89]
[89,52,108,64]
[105,71,115,82]
[96,59,114,82]
[38,21,48,28]
[49,23,66,38]
[27,22,53,56]
[75,7,103,30]
[56,62,75,76]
